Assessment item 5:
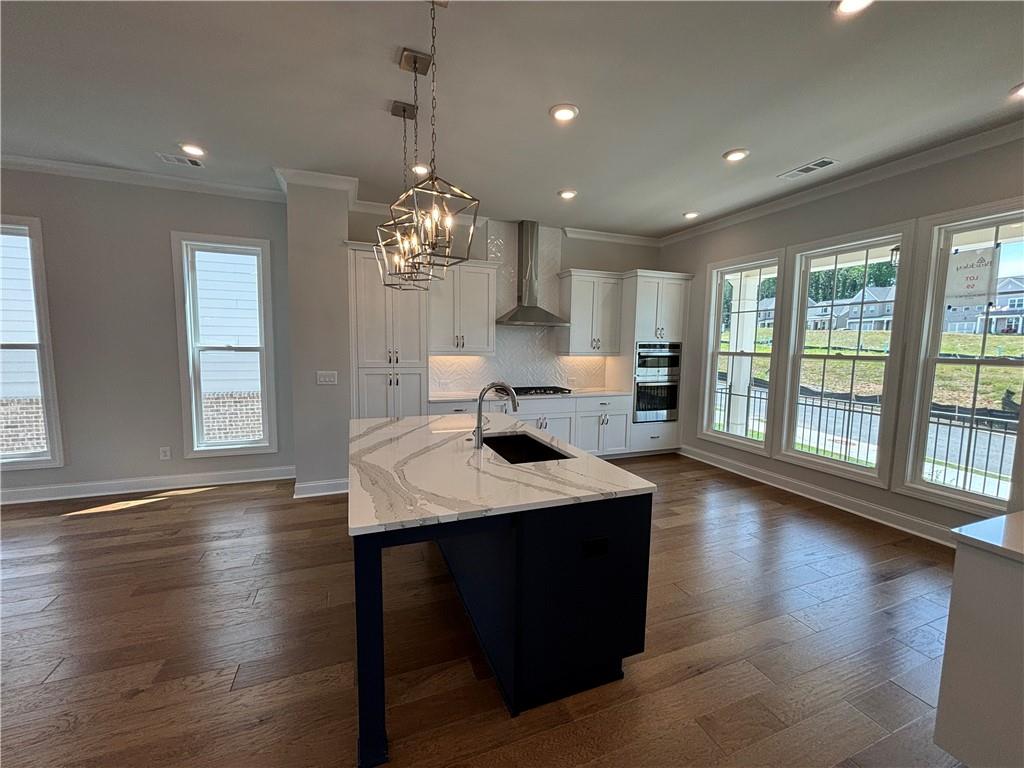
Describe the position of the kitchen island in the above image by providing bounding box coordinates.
[348,413,656,768]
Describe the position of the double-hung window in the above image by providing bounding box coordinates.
[784,232,905,480]
[703,254,780,450]
[0,217,63,469]
[171,232,276,457]
[911,211,1023,504]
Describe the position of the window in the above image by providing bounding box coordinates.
[1,217,63,468]
[785,234,903,477]
[912,212,1023,503]
[704,256,779,449]
[171,233,276,457]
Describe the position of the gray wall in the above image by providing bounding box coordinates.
[287,184,351,487]
[561,236,660,272]
[0,170,293,488]
[659,136,1024,531]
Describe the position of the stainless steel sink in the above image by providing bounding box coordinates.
[481,433,573,464]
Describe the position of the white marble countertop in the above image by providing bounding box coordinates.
[951,510,1024,563]
[428,388,632,403]
[348,413,656,535]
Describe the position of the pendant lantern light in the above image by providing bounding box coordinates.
[390,0,479,273]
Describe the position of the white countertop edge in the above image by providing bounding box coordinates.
[348,483,655,536]
[951,510,1024,563]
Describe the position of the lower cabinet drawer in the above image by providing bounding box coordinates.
[575,395,632,414]
[428,400,476,415]
[628,420,680,451]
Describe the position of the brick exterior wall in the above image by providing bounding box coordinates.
[201,391,264,443]
[1,392,264,456]
[1,397,47,455]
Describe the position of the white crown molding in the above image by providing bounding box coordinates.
[563,227,660,248]
[0,465,295,505]
[2,154,286,203]
[352,199,391,216]
[293,477,349,498]
[273,167,360,209]
[658,119,1024,248]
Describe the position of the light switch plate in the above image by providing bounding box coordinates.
[316,370,339,385]
[159,446,171,460]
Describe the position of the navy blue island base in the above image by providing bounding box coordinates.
[352,493,654,767]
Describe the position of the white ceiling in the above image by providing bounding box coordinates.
[2,2,1022,237]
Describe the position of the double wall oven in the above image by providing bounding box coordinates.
[633,342,680,423]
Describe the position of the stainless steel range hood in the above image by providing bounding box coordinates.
[495,220,570,327]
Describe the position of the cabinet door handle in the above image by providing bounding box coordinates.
[393,373,398,386]
[650,434,661,439]
[395,349,399,364]
[590,338,595,349]
[597,338,601,349]
[599,401,609,406]
[388,349,392,364]
[453,408,466,413]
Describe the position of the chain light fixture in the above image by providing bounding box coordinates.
[374,86,434,290]
[391,0,479,273]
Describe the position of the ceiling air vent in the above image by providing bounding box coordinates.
[156,152,204,168]
[777,157,837,181]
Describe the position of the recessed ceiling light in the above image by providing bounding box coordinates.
[1012,81,1024,99]
[179,143,205,158]
[684,211,700,220]
[549,104,580,123]
[558,189,577,200]
[411,163,430,175]
[834,0,874,15]
[723,148,750,163]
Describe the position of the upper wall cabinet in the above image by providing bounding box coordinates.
[428,260,498,355]
[352,250,428,368]
[632,273,689,342]
[555,270,622,355]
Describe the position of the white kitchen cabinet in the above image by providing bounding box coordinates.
[428,260,498,355]
[555,270,622,355]
[350,248,429,420]
[576,401,630,455]
[628,420,680,452]
[635,275,686,342]
[428,400,476,415]
[526,413,573,444]
[356,369,391,419]
[353,250,428,368]
[574,413,601,452]
[357,368,427,419]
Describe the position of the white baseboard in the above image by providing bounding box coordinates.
[1,465,296,505]
[293,478,349,499]
[676,445,954,547]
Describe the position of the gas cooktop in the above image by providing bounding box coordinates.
[512,386,572,396]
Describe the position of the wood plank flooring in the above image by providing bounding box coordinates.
[1,454,963,767]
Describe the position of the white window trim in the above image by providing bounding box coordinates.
[776,221,915,489]
[1,215,64,470]
[699,249,785,457]
[170,231,277,459]
[893,198,1024,517]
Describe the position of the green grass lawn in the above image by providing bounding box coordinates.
[720,329,1023,410]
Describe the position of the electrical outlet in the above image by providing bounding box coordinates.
[568,377,578,387]
[159,446,171,460]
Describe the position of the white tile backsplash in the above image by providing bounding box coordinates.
[430,326,606,392]
[430,220,605,394]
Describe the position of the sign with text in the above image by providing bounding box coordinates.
[945,246,999,301]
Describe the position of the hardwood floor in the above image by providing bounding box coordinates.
[1,454,962,767]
